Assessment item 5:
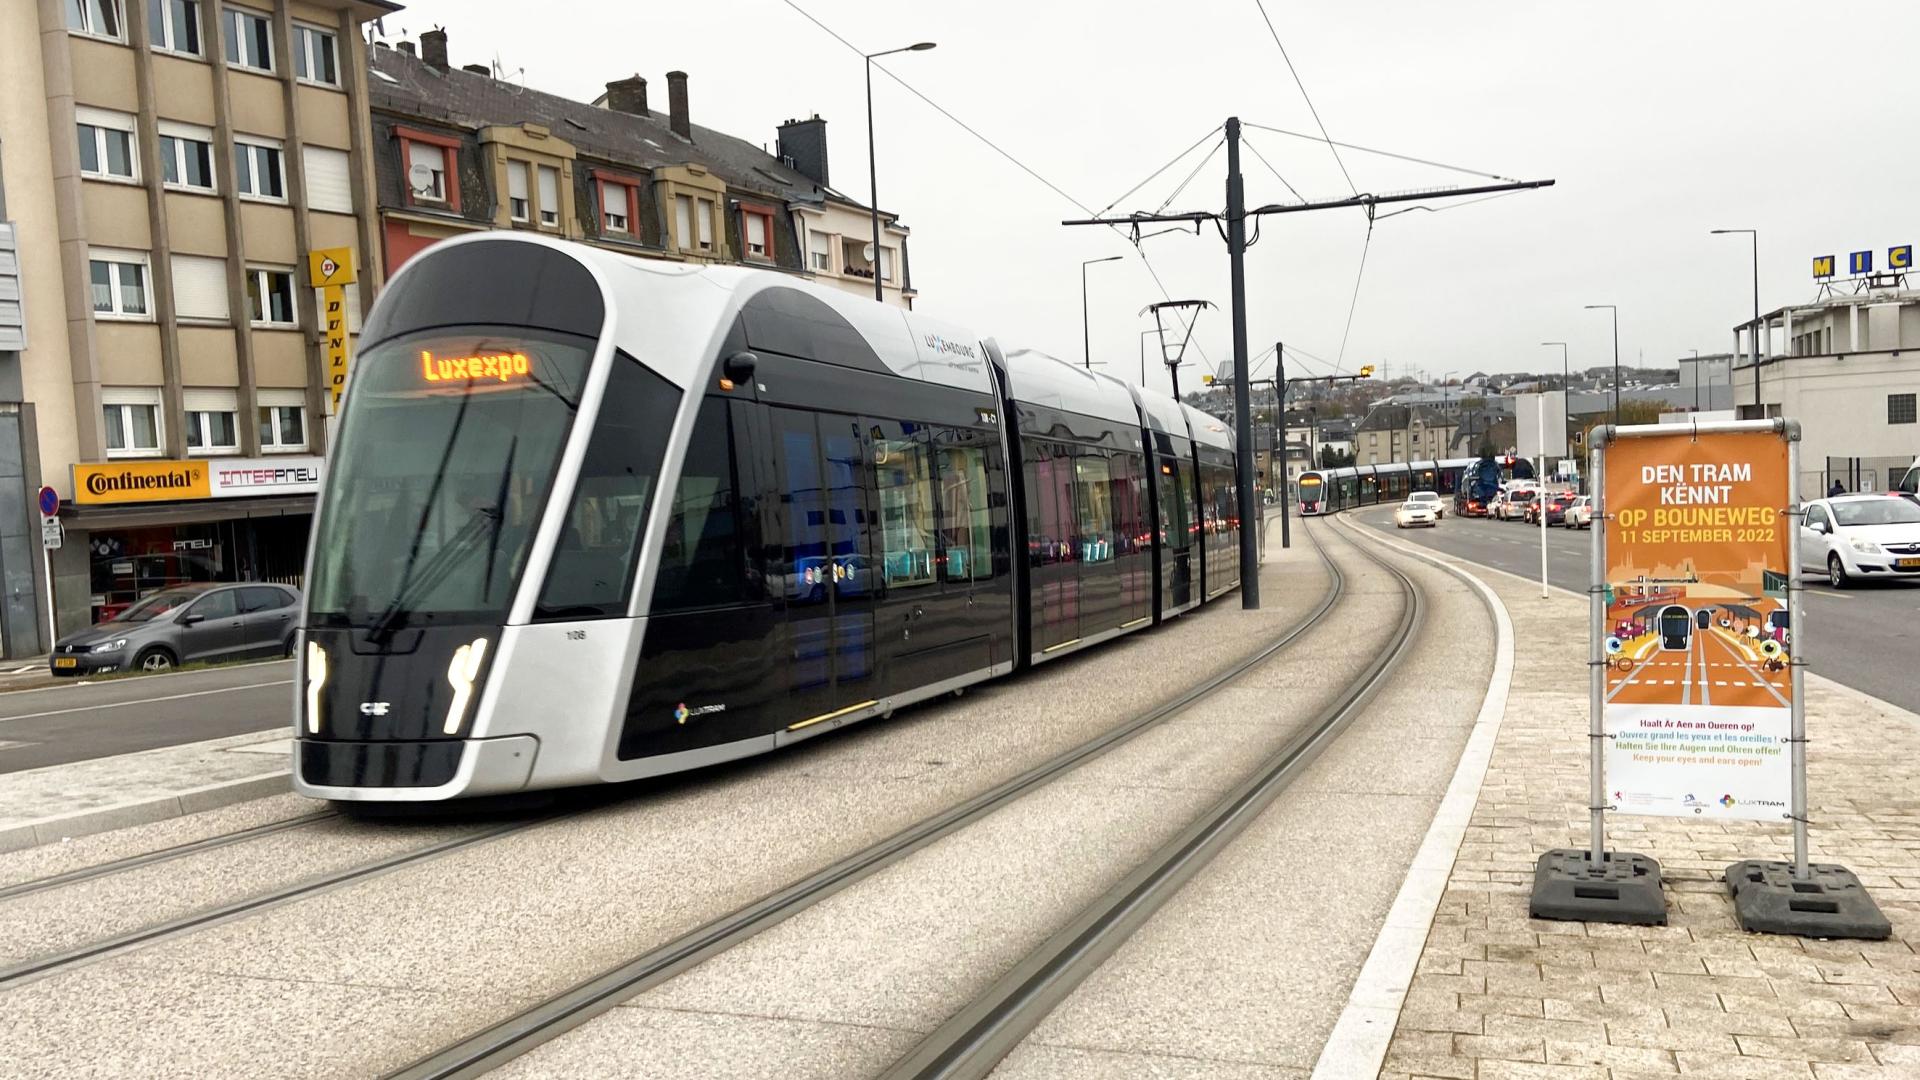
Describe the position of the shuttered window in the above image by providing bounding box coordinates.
[303,145,353,213]
[602,183,629,233]
[507,161,530,222]
[171,254,230,321]
[537,165,560,226]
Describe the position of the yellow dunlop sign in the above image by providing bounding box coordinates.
[73,460,211,505]
[323,284,350,412]
[306,246,356,287]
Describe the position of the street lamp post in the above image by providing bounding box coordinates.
[1138,330,1160,387]
[1711,228,1760,415]
[864,41,937,303]
[1583,305,1619,426]
[1081,256,1121,370]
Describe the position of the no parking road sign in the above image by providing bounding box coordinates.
[37,485,58,517]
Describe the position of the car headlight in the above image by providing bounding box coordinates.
[1847,536,1882,555]
[90,638,128,653]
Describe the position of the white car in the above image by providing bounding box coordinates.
[1564,495,1594,529]
[1799,494,1920,588]
[1394,499,1438,528]
[1407,490,1445,519]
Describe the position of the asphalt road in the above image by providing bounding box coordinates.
[1354,507,1920,715]
[0,660,292,774]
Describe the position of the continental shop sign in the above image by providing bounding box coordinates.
[73,461,210,504]
[73,456,325,505]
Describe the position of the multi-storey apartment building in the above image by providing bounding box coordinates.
[368,29,915,305]
[0,0,389,652]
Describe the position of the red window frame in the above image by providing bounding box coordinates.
[590,168,644,238]
[739,201,777,262]
[394,125,462,213]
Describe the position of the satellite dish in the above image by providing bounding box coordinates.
[862,242,876,262]
[407,163,436,194]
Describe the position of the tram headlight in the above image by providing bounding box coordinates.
[443,638,490,736]
[305,641,328,734]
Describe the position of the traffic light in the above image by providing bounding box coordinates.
[1359,364,1375,378]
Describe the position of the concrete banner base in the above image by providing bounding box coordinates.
[1528,848,1667,925]
[1725,859,1892,940]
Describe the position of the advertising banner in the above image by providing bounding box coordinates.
[72,460,211,505]
[1602,429,1793,821]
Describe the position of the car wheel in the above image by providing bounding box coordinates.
[134,646,176,673]
[282,634,297,659]
[1827,554,1849,589]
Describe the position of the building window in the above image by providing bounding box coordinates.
[89,251,150,319]
[673,194,713,252]
[183,392,239,454]
[878,246,895,283]
[537,165,560,227]
[67,0,124,39]
[601,181,629,233]
[159,124,216,191]
[674,195,692,250]
[246,268,296,326]
[1892,393,1917,426]
[259,396,307,451]
[103,393,162,457]
[77,111,138,182]
[234,138,284,200]
[742,209,772,260]
[149,0,201,55]
[808,229,831,272]
[407,141,448,203]
[506,161,530,222]
[292,22,338,85]
[223,6,273,72]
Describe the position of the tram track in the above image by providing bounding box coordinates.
[382,519,1387,1080]
[875,517,1423,1079]
[0,809,336,903]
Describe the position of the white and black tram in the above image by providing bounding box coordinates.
[294,234,1240,802]
[1297,456,1536,515]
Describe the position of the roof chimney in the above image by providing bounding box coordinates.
[462,63,489,76]
[666,70,691,140]
[420,28,447,69]
[776,115,829,187]
[396,40,415,56]
[604,75,649,117]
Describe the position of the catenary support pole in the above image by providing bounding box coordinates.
[1224,117,1259,609]
[1590,436,1608,866]
[1539,395,1550,597]
[1276,344,1289,551]
[1787,431,1809,879]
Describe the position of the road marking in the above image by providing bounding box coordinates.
[0,681,294,725]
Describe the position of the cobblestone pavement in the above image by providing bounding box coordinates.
[1376,540,1920,1080]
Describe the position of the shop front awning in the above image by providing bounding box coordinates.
[63,495,317,531]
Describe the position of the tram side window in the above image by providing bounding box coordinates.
[874,430,936,588]
[1109,452,1142,554]
[651,398,752,614]
[1160,456,1193,551]
[938,440,991,584]
[1028,440,1074,567]
[1074,451,1115,562]
[534,355,681,620]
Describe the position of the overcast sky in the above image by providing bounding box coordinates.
[380,1,1919,397]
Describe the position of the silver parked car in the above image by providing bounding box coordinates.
[50,582,302,676]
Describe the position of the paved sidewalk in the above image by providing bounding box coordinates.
[1379,547,1920,1079]
[0,729,290,853]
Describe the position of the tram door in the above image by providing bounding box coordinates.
[1156,438,1196,612]
[773,408,877,724]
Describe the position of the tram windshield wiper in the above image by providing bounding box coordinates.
[366,503,504,642]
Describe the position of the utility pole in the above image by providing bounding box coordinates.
[1276,343,1289,553]
[1064,116,1555,612]
[1224,118,1259,609]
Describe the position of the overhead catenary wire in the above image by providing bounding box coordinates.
[1238,136,1305,204]
[1157,138,1226,215]
[776,1,1217,370]
[1250,0,1356,196]
[1334,209,1376,373]
[1096,125,1225,218]
[1241,121,1520,184]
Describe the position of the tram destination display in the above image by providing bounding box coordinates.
[1601,429,1792,821]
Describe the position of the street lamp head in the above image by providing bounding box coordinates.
[1709,228,1753,235]
[868,41,938,59]
[1085,255,1122,265]
[1583,304,1613,310]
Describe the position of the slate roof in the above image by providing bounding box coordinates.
[367,46,896,219]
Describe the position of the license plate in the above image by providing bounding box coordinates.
[53,657,78,669]
[1899,558,1920,570]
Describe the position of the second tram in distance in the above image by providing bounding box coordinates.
[294,233,1244,802]
[1297,457,1538,516]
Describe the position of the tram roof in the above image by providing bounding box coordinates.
[1181,404,1235,452]
[999,347,1145,427]
[1305,457,1480,481]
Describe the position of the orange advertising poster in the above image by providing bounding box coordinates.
[1601,429,1793,821]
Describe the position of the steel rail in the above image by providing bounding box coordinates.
[0,811,335,903]
[0,819,540,989]
[876,517,1425,1080]
[384,517,1348,1080]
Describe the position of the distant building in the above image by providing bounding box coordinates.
[1356,404,1458,466]
[367,30,915,306]
[1731,285,1920,489]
